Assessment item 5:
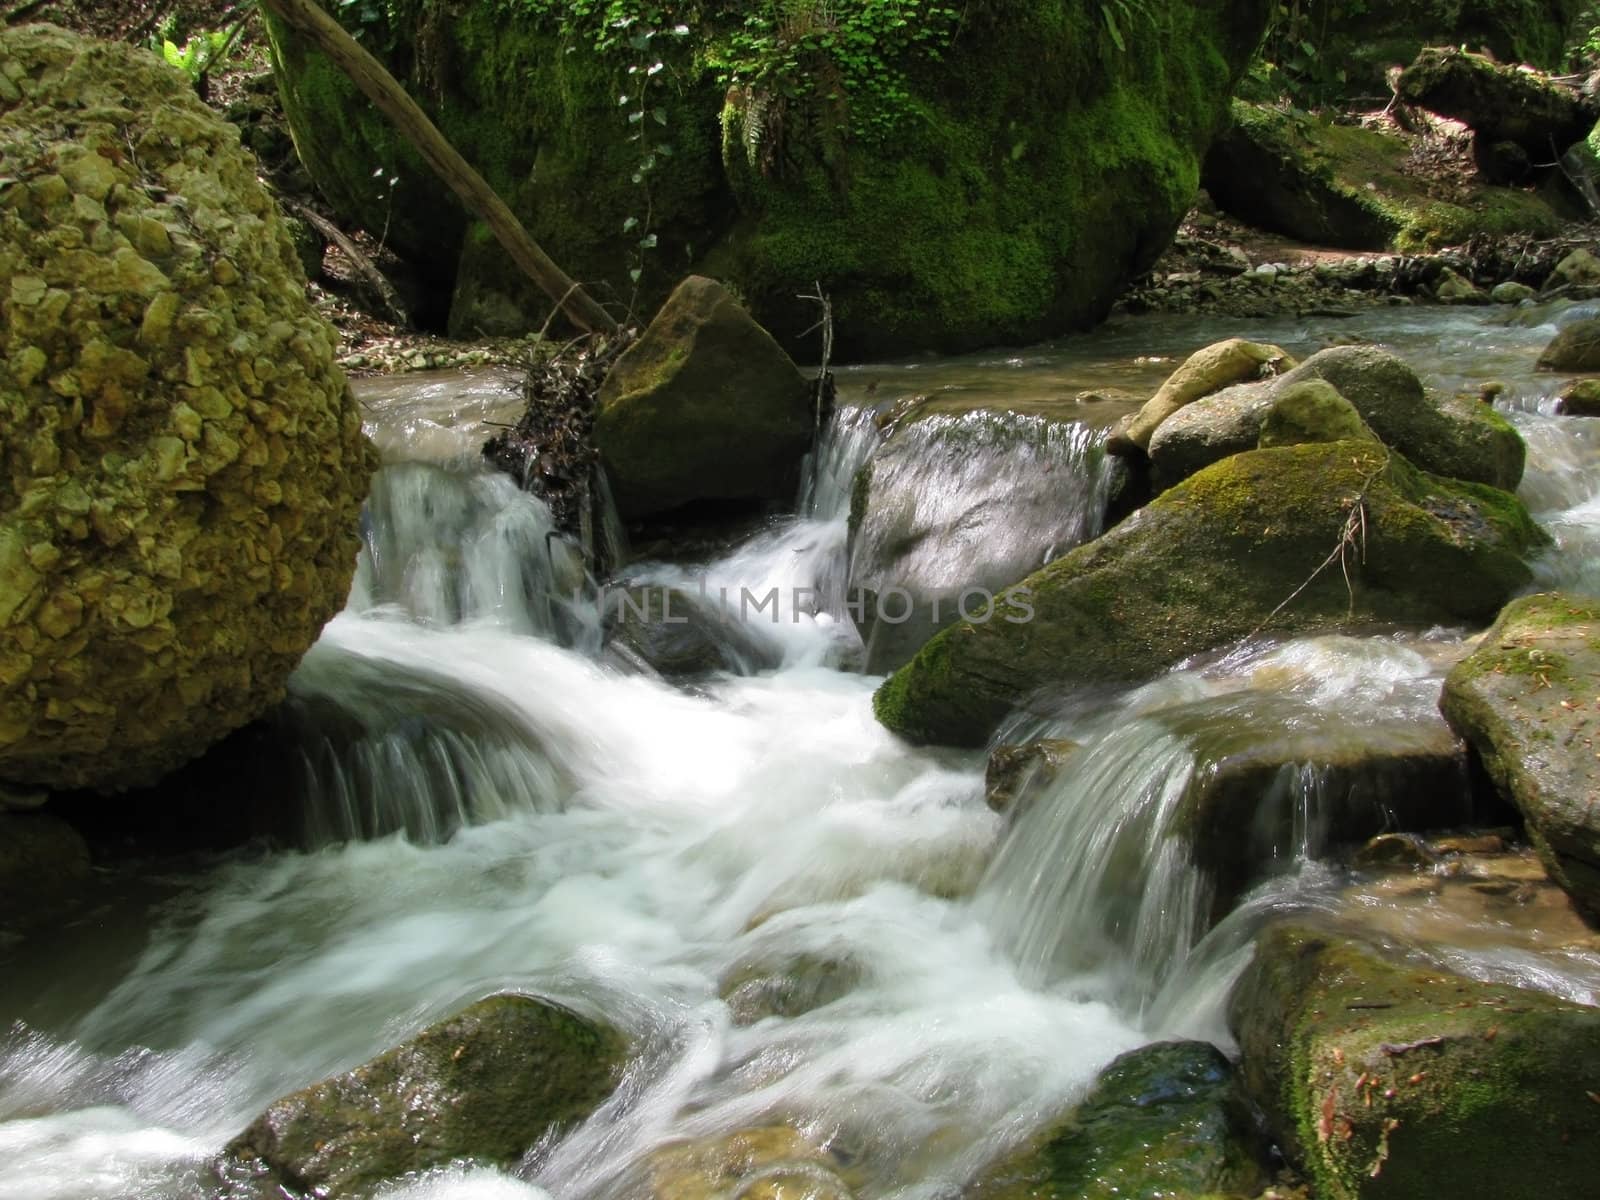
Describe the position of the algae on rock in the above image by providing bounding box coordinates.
[0,25,375,792]
[874,442,1545,747]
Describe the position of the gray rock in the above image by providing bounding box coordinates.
[1537,316,1600,371]
[1146,380,1273,491]
[1440,592,1600,920]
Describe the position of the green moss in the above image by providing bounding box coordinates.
[876,442,1547,746]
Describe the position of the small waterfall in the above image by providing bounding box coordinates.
[977,635,1461,1015]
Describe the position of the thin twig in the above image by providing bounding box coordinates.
[288,200,412,328]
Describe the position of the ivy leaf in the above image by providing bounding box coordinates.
[622,215,640,232]
[629,267,644,283]
[653,107,668,125]
[639,233,658,249]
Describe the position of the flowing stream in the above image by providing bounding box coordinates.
[3,305,1600,1200]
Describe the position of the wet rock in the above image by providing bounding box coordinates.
[985,738,1079,815]
[1230,921,1600,1200]
[1257,379,1377,448]
[594,277,813,521]
[648,1127,853,1200]
[1111,338,1294,454]
[1490,280,1536,304]
[0,810,90,941]
[1545,247,1600,290]
[1353,831,1438,870]
[1440,592,1600,921]
[720,953,865,1025]
[1555,378,1600,416]
[967,1041,1264,1199]
[847,409,1113,673]
[1434,267,1489,305]
[1279,346,1524,490]
[604,585,775,679]
[874,442,1545,747]
[1537,316,1600,371]
[0,26,376,792]
[1398,48,1598,183]
[225,994,628,1200]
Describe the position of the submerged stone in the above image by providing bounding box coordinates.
[966,1040,1264,1199]
[1440,592,1600,921]
[604,585,776,679]
[1230,920,1600,1200]
[648,1126,853,1200]
[720,952,865,1025]
[985,738,1080,816]
[224,994,628,1199]
[874,442,1545,747]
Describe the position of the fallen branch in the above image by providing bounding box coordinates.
[258,0,617,336]
[287,201,411,328]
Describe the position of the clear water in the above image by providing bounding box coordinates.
[3,305,1598,1200]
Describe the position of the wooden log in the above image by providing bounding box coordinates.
[258,0,618,336]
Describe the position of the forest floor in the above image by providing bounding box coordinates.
[10,0,1597,372]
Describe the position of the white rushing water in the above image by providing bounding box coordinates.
[4,306,1600,1200]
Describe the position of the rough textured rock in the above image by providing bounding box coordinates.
[966,1041,1264,1200]
[594,277,812,521]
[1545,246,1600,290]
[1537,316,1600,371]
[604,585,775,678]
[0,26,375,792]
[1440,592,1600,920]
[1230,921,1600,1200]
[1398,48,1598,183]
[648,1127,853,1200]
[263,1,1272,359]
[1201,102,1566,252]
[1280,346,1524,490]
[1113,338,1293,453]
[1434,266,1489,304]
[985,738,1079,815]
[1257,379,1377,448]
[847,409,1113,673]
[1491,280,1537,303]
[874,442,1545,747]
[225,994,628,1199]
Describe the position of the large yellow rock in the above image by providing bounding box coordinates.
[1115,337,1293,452]
[0,25,376,790]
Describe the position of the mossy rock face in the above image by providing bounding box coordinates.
[1278,346,1525,490]
[967,1040,1264,1200]
[0,26,376,792]
[847,408,1112,673]
[264,1,1271,358]
[1202,102,1568,253]
[225,994,629,1199]
[1537,317,1600,371]
[1230,921,1600,1200]
[594,276,812,520]
[1440,592,1600,921]
[1257,379,1377,448]
[1556,377,1600,416]
[873,442,1546,747]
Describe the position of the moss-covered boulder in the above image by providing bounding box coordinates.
[1278,346,1525,490]
[1556,377,1600,415]
[1202,102,1568,252]
[1440,592,1600,921]
[848,408,1113,673]
[264,0,1272,358]
[1398,48,1598,183]
[0,26,375,792]
[648,1127,853,1200]
[225,993,628,1199]
[1257,379,1377,448]
[874,442,1545,747]
[1537,316,1600,371]
[594,276,812,520]
[967,1041,1264,1200]
[1230,921,1600,1200]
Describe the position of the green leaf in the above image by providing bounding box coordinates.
[622,215,640,232]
